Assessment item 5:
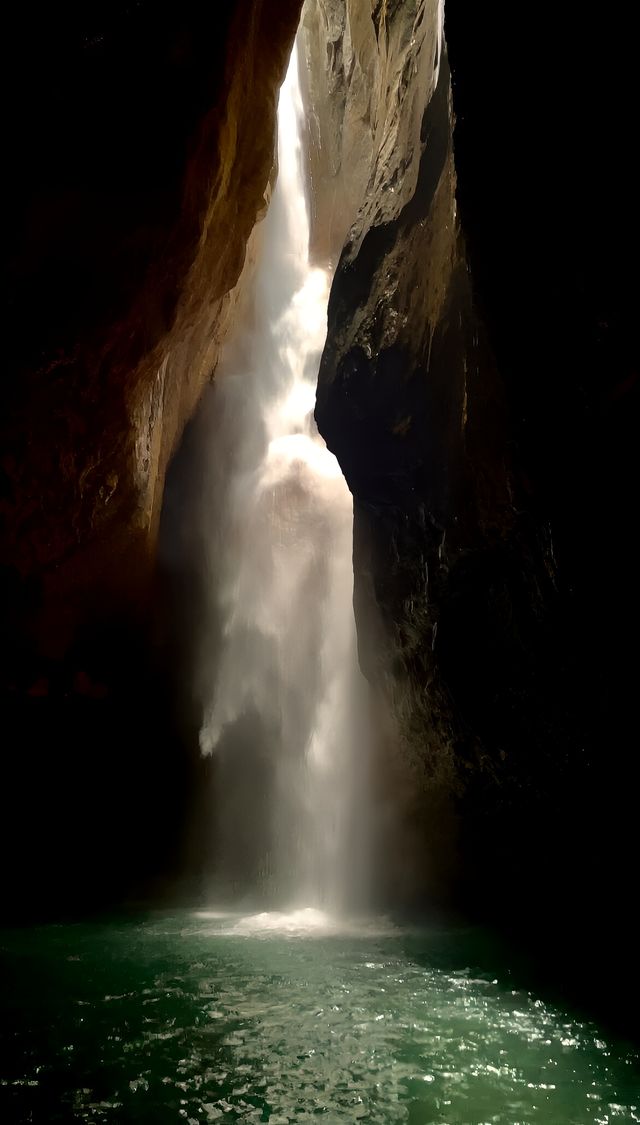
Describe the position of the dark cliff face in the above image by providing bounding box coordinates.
[316,0,639,1017]
[1,0,301,680]
[442,1,640,1003]
[0,0,301,914]
[314,3,518,903]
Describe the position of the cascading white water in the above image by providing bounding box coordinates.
[197,44,369,913]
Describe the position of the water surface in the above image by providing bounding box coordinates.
[1,910,638,1123]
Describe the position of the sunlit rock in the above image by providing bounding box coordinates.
[1,0,302,671]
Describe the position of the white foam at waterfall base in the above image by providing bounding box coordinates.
[190,909,398,940]
[196,43,370,914]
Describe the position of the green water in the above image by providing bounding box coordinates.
[1,910,638,1123]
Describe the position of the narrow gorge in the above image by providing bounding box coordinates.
[1,1,638,1121]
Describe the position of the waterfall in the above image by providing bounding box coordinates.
[197,44,369,913]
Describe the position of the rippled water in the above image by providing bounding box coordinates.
[1,911,638,1123]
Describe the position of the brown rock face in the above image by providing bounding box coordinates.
[310,0,638,1027]
[305,0,514,902]
[1,0,301,673]
[298,0,443,265]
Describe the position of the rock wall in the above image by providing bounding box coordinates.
[298,0,441,265]
[1,0,301,682]
[309,0,639,1022]
[442,0,640,1019]
[0,0,301,916]
[304,0,510,901]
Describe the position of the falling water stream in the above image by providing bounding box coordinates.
[197,45,368,913]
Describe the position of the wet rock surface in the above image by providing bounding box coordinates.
[0,0,301,912]
[1,0,301,676]
[311,0,639,1025]
[307,0,510,900]
[442,0,640,1012]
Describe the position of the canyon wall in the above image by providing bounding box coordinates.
[0,0,301,914]
[308,0,639,1019]
[303,0,516,901]
[298,0,440,266]
[442,0,639,1011]
[1,0,301,685]
[2,0,637,1030]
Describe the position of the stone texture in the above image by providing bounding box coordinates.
[442,0,640,1020]
[309,0,639,1026]
[298,0,444,265]
[0,0,304,919]
[0,0,301,678]
[304,0,513,900]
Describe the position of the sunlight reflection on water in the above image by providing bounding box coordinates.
[2,913,638,1124]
